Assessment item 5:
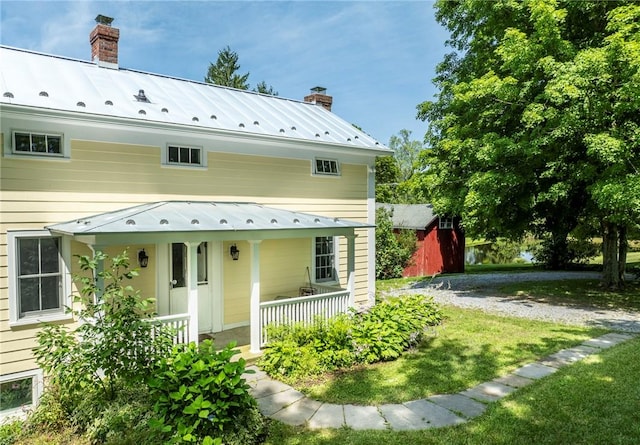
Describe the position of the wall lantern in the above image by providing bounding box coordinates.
[138,249,149,268]
[230,244,240,261]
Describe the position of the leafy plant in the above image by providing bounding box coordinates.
[376,207,418,279]
[259,295,442,379]
[31,251,175,434]
[148,340,264,444]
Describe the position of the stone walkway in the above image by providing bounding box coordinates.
[243,332,636,430]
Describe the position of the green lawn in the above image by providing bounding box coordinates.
[293,306,607,405]
[497,279,640,312]
[265,337,640,445]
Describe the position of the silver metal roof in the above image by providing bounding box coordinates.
[0,46,388,151]
[376,203,437,230]
[47,201,373,236]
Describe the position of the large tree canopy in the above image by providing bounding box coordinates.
[419,0,640,287]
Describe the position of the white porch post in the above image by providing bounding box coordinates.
[88,245,105,301]
[249,240,262,353]
[346,234,356,306]
[186,242,199,343]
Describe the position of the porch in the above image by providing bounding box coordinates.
[47,201,372,354]
[152,283,351,350]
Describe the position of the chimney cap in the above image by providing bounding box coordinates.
[95,14,114,26]
[310,86,327,95]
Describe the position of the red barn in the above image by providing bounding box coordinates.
[377,204,465,277]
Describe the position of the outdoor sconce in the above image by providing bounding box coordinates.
[138,249,149,268]
[230,244,240,261]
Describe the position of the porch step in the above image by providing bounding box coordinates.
[232,344,263,366]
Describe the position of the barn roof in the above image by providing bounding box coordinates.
[0,45,388,153]
[376,203,438,230]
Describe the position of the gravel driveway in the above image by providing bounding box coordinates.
[386,271,640,333]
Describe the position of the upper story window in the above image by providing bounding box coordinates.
[314,236,336,282]
[167,145,203,167]
[314,158,340,176]
[13,131,63,156]
[7,231,71,325]
[439,217,453,230]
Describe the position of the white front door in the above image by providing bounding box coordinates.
[169,242,212,333]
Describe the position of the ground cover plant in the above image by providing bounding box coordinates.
[294,305,607,404]
[264,337,640,445]
[258,295,442,382]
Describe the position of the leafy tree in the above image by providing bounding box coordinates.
[419,0,639,288]
[254,80,279,96]
[204,46,250,89]
[388,129,424,182]
[375,207,417,279]
[375,156,401,203]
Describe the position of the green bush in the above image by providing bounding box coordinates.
[148,340,265,444]
[0,420,23,445]
[376,207,417,279]
[259,295,442,379]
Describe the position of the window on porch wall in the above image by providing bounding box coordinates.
[314,236,335,282]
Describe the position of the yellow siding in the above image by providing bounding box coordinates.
[222,241,250,326]
[259,239,312,300]
[1,137,372,376]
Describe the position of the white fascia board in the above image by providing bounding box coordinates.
[0,105,392,164]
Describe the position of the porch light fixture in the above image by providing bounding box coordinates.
[230,244,240,261]
[138,249,149,268]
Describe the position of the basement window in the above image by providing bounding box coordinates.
[314,158,340,176]
[166,145,204,167]
[0,369,43,421]
[12,131,63,157]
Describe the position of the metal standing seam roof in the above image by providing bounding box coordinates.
[376,203,438,230]
[0,45,389,151]
[46,201,374,236]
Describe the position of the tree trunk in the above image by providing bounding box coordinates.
[618,225,627,287]
[547,229,570,270]
[601,221,620,289]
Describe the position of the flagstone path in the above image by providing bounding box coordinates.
[243,332,636,430]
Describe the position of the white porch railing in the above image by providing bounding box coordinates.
[152,313,190,345]
[259,286,351,346]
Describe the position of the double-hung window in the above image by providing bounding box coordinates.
[314,236,336,282]
[314,158,340,176]
[13,131,63,156]
[8,231,70,325]
[167,145,203,166]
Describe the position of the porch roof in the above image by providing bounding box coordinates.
[46,201,373,244]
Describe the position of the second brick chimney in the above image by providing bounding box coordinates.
[90,14,119,68]
[304,86,333,112]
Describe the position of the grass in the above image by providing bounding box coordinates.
[265,337,640,445]
[293,306,607,405]
[497,279,640,312]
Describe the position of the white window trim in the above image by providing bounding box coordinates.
[7,230,72,327]
[439,217,454,230]
[312,157,341,176]
[6,129,70,160]
[312,236,339,284]
[163,143,207,168]
[0,369,44,422]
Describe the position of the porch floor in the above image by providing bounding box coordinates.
[199,326,261,363]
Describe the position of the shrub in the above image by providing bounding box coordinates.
[30,251,176,441]
[148,340,265,444]
[259,295,442,379]
[376,207,417,279]
[0,420,23,445]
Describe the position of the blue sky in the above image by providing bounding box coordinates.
[0,1,450,145]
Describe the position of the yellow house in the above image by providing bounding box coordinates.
[0,16,390,419]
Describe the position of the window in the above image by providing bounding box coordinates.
[167,145,202,166]
[439,217,453,229]
[13,131,62,156]
[197,242,208,284]
[171,243,187,288]
[8,231,70,325]
[314,158,340,176]
[314,236,335,282]
[0,370,43,420]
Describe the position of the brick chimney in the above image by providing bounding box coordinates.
[90,15,119,67]
[304,86,333,112]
